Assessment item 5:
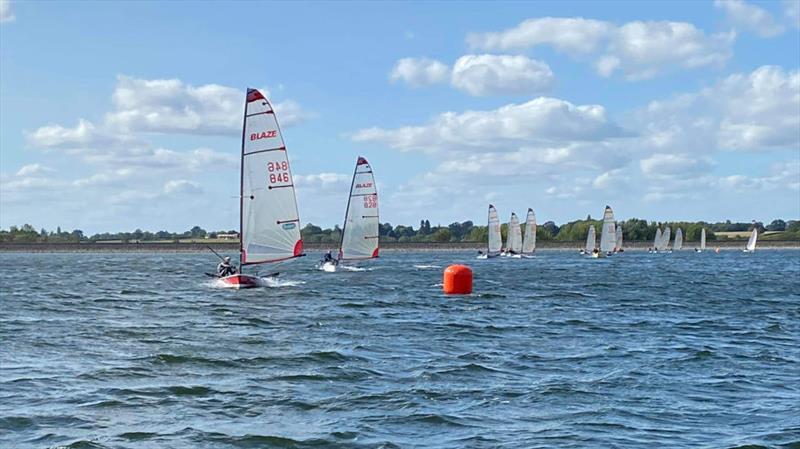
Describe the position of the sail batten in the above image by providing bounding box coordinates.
[339,157,379,261]
[240,88,303,265]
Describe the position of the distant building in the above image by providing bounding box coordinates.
[215,233,239,240]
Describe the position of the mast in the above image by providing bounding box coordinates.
[238,88,248,271]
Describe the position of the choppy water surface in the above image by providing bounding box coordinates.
[2,250,799,449]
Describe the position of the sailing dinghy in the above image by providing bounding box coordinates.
[478,205,502,259]
[744,228,758,253]
[674,228,683,251]
[505,213,522,256]
[696,228,706,252]
[519,208,536,258]
[218,88,304,289]
[583,225,597,256]
[660,227,672,252]
[321,156,379,272]
[652,228,662,253]
[596,205,616,258]
[614,225,623,253]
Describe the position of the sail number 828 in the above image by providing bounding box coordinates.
[363,194,377,209]
[267,161,289,184]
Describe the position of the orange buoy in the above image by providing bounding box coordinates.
[443,264,473,295]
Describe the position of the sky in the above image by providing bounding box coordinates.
[1,0,799,234]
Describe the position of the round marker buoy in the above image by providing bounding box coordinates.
[443,264,473,295]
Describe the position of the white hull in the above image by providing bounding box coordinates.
[320,261,338,272]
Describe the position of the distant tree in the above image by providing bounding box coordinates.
[766,219,786,231]
[432,228,451,242]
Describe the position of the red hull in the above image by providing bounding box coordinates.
[218,274,261,289]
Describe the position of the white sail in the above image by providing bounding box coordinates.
[700,228,706,250]
[615,225,623,251]
[654,228,662,249]
[507,213,522,253]
[487,205,501,256]
[746,228,758,251]
[660,227,671,251]
[339,157,379,260]
[522,208,536,255]
[585,225,596,252]
[240,88,303,265]
[599,205,616,253]
[674,228,683,251]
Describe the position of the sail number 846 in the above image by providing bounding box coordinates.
[267,161,289,184]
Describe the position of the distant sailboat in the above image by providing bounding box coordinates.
[652,228,662,253]
[744,228,758,253]
[696,228,706,252]
[597,205,616,257]
[504,213,522,256]
[674,228,683,251]
[584,225,596,255]
[661,227,672,252]
[520,208,536,257]
[478,205,502,259]
[322,156,379,272]
[614,225,623,253]
[217,88,304,289]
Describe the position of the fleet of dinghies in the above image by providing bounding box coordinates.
[209,88,762,288]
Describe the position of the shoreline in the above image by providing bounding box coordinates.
[2,241,798,253]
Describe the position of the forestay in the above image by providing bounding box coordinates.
[507,213,522,253]
[599,206,616,253]
[522,208,536,255]
[240,88,303,265]
[674,228,683,251]
[487,205,501,256]
[339,157,379,260]
[586,225,596,253]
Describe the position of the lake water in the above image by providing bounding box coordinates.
[1,250,799,449]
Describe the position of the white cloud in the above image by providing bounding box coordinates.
[0,0,14,23]
[451,54,554,96]
[26,119,136,149]
[389,58,450,87]
[467,17,734,80]
[467,17,612,54]
[104,76,307,134]
[715,0,785,37]
[163,179,202,195]
[637,65,800,153]
[352,97,625,152]
[15,164,54,177]
[639,153,713,179]
[786,0,800,28]
[294,172,350,189]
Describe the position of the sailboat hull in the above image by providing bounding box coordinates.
[218,274,261,289]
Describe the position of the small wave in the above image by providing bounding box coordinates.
[340,265,370,272]
[414,264,441,269]
[117,431,158,441]
[261,277,305,287]
[139,353,236,368]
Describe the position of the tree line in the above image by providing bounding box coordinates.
[2,218,798,244]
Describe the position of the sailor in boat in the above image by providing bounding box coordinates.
[322,250,338,266]
[217,256,238,277]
